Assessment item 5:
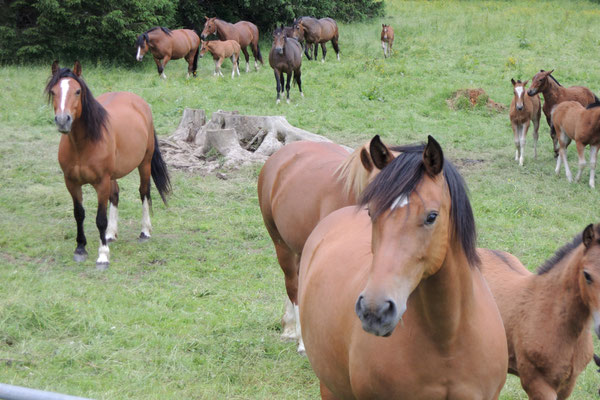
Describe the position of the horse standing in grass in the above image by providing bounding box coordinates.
[551,100,600,188]
[201,17,263,72]
[258,136,396,353]
[510,79,541,166]
[381,24,394,58]
[269,27,303,104]
[45,61,171,269]
[299,137,507,399]
[293,17,340,62]
[479,223,600,399]
[199,40,240,78]
[527,69,598,156]
[135,27,200,79]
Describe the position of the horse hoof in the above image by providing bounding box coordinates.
[107,236,117,243]
[96,261,109,271]
[276,99,281,105]
[300,92,304,98]
[73,251,88,263]
[286,99,290,104]
[138,232,151,243]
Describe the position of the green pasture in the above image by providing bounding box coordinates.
[2,0,600,398]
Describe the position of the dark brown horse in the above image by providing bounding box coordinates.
[135,27,200,79]
[292,17,339,62]
[269,27,303,104]
[201,17,263,73]
[45,61,171,269]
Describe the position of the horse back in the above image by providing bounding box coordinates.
[551,101,583,139]
[169,29,199,58]
[230,21,259,47]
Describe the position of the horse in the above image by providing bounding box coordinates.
[551,100,600,188]
[258,136,397,353]
[299,136,508,399]
[135,27,200,79]
[293,17,340,62]
[381,24,394,58]
[45,61,171,269]
[478,222,600,399]
[527,69,598,156]
[199,40,240,78]
[510,79,541,166]
[200,17,263,73]
[269,27,303,104]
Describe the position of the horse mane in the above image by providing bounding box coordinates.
[586,99,600,109]
[336,144,371,198]
[548,74,562,87]
[45,68,108,142]
[359,143,480,267]
[136,27,172,46]
[536,233,582,275]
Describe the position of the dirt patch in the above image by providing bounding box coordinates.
[446,88,505,112]
[453,158,486,171]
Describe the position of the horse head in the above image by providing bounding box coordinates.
[201,17,217,40]
[199,40,209,58]
[46,61,84,133]
[579,223,600,338]
[135,32,149,61]
[272,26,286,55]
[527,69,554,96]
[382,24,389,40]
[511,78,528,111]
[291,20,305,42]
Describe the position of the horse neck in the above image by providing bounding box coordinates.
[542,79,564,103]
[67,118,93,151]
[215,19,230,40]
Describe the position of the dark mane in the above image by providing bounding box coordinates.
[45,68,108,142]
[359,143,480,267]
[136,26,171,46]
[548,74,562,86]
[586,100,600,109]
[536,233,582,275]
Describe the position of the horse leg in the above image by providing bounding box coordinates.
[304,42,312,60]
[217,58,224,77]
[589,145,598,188]
[160,56,170,79]
[522,377,558,400]
[241,47,250,73]
[274,69,282,104]
[236,53,241,76]
[294,69,303,97]
[512,122,520,162]
[273,242,303,352]
[533,114,540,159]
[313,43,318,61]
[320,382,341,400]
[285,72,292,103]
[382,41,387,58]
[105,180,119,242]
[138,160,153,241]
[559,145,573,183]
[519,121,529,166]
[230,55,236,78]
[66,181,87,262]
[320,43,327,63]
[331,35,340,61]
[250,43,259,71]
[575,141,586,182]
[92,177,111,270]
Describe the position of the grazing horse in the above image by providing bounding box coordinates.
[293,17,340,62]
[509,79,541,166]
[299,136,508,399]
[201,17,263,73]
[269,27,303,104]
[135,27,200,79]
[381,24,394,58]
[199,40,240,78]
[479,223,600,399]
[551,100,600,188]
[45,61,171,269]
[258,136,396,353]
[527,69,597,156]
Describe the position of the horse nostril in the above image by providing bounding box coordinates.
[382,300,396,318]
[355,295,365,316]
[66,115,71,122]
[54,116,58,123]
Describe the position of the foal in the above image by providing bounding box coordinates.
[509,79,541,166]
[381,24,394,58]
[269,27,302,104]
[199,40,240,78]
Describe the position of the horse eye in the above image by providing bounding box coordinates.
[584,271,593,284]
[50,90,55,96]
[424,212,438,225]
[367,208,371,217]
[75,89,81,95]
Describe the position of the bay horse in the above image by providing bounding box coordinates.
[478,223,600,399]
[551,100,600,188]
[510,79,541,166]
[45,61,171,269]
[527,69,598,156]
[135,27,200,79]
[200,17,263,73]
[299,136,508,399]
[258,136,396,353]
[293,17,340,62]
[269,27,303,104]
[199,40,240,78]
[381,24,394,58]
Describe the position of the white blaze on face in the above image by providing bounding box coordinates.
[391,194,409,210]
[136,46,142,60]
[59,79,70,112]
[515,86,524,100]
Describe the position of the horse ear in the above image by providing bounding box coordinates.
[73,60,82,77]
[51,60,59,76]
[205,16,209,20]
[423,135,444,177]
[511,78,516,85]
[369,135,394,170]
[583,224,595,249]
[382,24,385,27]
[360,148,373,172]
[548,69,554,75]
[523,80,529,87]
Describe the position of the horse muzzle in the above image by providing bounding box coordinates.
[201,34,207,40]
[54,113,72,133]
[276,47,284,55]
[355,294,406,337]
[527,88,537,96]
[136,55,144,61]
[516,104,524,111]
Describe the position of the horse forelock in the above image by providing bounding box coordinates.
[135,33,147,47]
[537,233,583,275]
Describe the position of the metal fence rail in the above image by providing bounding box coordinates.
[0,383,94,400]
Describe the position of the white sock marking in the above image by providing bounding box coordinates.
[141,198,152,237]
[106,203,118,240]
[294,304,305,355]
[97,244,110,264]
[59,79,70,112]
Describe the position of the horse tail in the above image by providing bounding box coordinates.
[192,44,200,75]
[256,44,263,64]
[151,130,172,205]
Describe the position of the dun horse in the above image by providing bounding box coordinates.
[269,27,303,104]
[292,17,340,62]
[135,27,200,79]
[45,61,171,269]
[381,24,394,58]
[199,40,240,78]
[527,69,597,156]
[299,137,507,399]
[509,79,541,166]
[551,100,600,188]
[258,136,396,353]
[201,17,263,72]
[479,223,600,399]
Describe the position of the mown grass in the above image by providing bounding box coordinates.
[1,0,600,398]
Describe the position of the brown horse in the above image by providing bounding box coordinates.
[479,223,600,399]
[199,40,240,78]
[293,17,340,62]
[258,136,396,353]
[510,79,541,166]
[135,27,200,79]
[45,61,171,269]
[381,24,394,58]
[201,17,263,73]
[527,69,598,156]
[299,137,507,399]
[551,100,600,188]
[269,27,303,104]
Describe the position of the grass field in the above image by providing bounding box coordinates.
[2,0,600,398]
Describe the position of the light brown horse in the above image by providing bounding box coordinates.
[293,17,340,62]
[201,17,263,73]
[258,136,396,353]
[380,24,394,58]
[45,61,171,269]
[199,40,240,78]
[135,27,200,79]
[269,26,303,104]
[479,223,600,399]
[510,79,541,166]
[551,101,600,188]
[527,69,598,156]
[299,137,508,399]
